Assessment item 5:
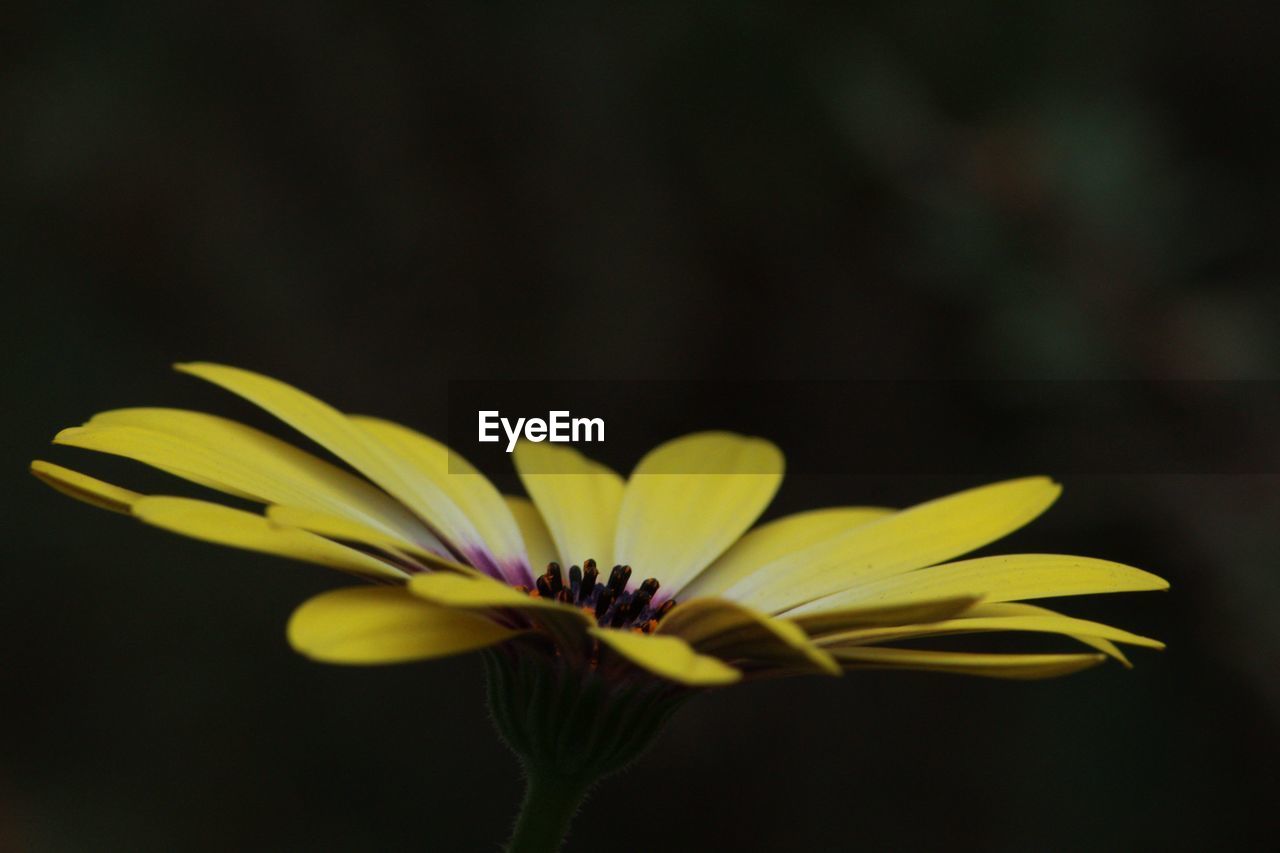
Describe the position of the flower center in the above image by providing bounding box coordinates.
[526,559,675,632]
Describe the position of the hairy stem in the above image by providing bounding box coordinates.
[505,770,591,853]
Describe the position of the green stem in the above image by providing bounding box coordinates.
[505,770,591,853]
[485,647,689,851]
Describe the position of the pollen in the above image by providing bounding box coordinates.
[528,559,675,632]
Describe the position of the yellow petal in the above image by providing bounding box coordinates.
[795,592,1151,670]
[287,586,519,664]
[789,596,983,636]
[408,571,580,616]
[831,647,1107,679]
[31,463,451,585]
[513,441,624,569]
[816,612,1163,652]
[614,432,783,596]
[173,364,512,578]
[656,598,839,676]
[264,504,450,566]
[59,411,435,548]
[30,460,141,514]
[56,424,251,498]
[504,496,559,573]
[409,570,592,652]
[724,477,1063,613]
[351,416,531,582]
[589,628,742,686]
[680,506,893,600]
[85,410,433,545]
[959,602,1139,666]
[131,496,407,581]
[787,553,1170,616]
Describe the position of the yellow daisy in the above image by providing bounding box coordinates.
[32,363,1168,852]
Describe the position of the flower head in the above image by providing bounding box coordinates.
[33,363,1168,690]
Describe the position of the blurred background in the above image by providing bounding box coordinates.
[3,2,1278,850]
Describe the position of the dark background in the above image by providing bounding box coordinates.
[4,3,1279,850]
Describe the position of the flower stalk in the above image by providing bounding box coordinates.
[506,771,589,853]
[485,645,687,852]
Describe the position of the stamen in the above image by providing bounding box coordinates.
[524,557,676,631]
[627,582,656,621]
[542,562,564,595]
[609,596,631,628]
[606,564,631,595]
[581,561,598,598]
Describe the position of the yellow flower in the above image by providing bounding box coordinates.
[32,362,1167,687]
[33,363,1171,850]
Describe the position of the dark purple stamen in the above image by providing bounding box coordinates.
[594,588,615,620]
[581,561,598,598]
[530,560,674,632]
[606,564,631,595]
[542,562,564,596]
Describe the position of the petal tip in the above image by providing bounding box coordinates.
[52,426,87,445]
[173,361,239,380]
[589,627,743,686]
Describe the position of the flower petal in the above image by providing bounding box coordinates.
[504,496,558,573]
[952,602,1139,666]
[724,477,1063,613]
[614,432,783,597]
[656,598,839,676]
[589,628,742,686]
[131,496,407,581]
[265,504,451,567]
[679,506,893,600]
[408,571,583,617]
[788,596,983,636]
[513,441,624,569]
[31,463,411,581]
[55,424,253,498]
[786,553,1170,616]
[287,586,519,664]
[816,612,1163,654]
[173,363,519,580]
[410,570,593,654]
[830,647,1107,679]
[59,409,436,547]
[351,416,532,583]
[30,460,141,514]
